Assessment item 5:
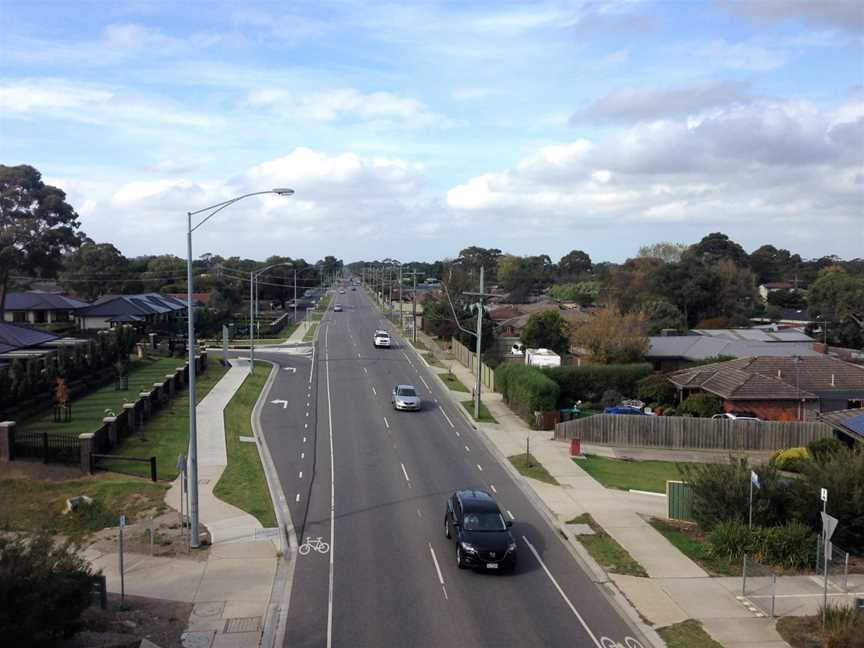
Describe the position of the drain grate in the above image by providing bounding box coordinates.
[224,617,262,633]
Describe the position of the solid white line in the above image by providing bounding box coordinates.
[477,464,483,471]
[420,376,431,390]
[507,510,515,520]
[309,338,316,385]
[439,408,455,428]
[372,386,377,396]
[384,416,390,429]
[325,326,336,648]
[428,544,445,586]
[522,536,602,648]
[490,484,497,493]
[295,493,300,503]
[401,463,411,482]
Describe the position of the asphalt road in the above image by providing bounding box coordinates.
[259,287,650,648]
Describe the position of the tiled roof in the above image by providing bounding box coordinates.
[0,321,60,352]
[4,292,88,311]
[78,293,187,318]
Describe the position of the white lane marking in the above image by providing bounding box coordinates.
[400,463,411,483]
[522,536,602,648]
[490,484,497,493]
[305,423,308,429]
[464,445,470,453]
[442,585,448,600]
[301,452,305,459]
[295,493,300,503]
[417,509,423,518]
[306,412,309,417]
[357,353,361,358]
[507,510,515,520]
[372,386,377,396]
[363,367,368,375]
[309,338,316,385]
[384,416,390,429]
[455,430,461,437]
[402,351,413,366]
[307,401,310,407]
[420,376,431,390]
[303,436,307,443]
[299,471,303,479]
[428,543,445,586]
[477,464,483,472]
[324,326,336,648]
[439,407,455,429]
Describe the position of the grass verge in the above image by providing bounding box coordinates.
[303,323,319,341]
[214,362,276,527]
[648,517,739,576]
[460,400,498,424]
[100,362,230,481]
[575,455,694,493]
[657,619,724,648]
[0,473,168,540]
[567,513,648,577]
[508,453,559,485]
[439,372,469,392]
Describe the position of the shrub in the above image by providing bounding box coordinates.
[707,519,754,561]
[543,363,653,408]
[635,373,677,407]
[759,521,816,569]
[495,363,560,424]
[679,393,723,418]
[0,533,96,646]
[600,389,623,407]
[807,437,847,463]
[770,447,812,473]
[821,603,864,648]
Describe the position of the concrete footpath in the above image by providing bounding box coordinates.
[86,358,280,648]
[415,330,821,648]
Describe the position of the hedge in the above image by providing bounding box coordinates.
[495,363,559,423]
[542,363,653,408]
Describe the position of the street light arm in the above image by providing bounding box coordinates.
[188,189,293,231]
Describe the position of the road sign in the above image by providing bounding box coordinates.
[821,488,828,502]
[821,512,838,542]
[119,514,126,529]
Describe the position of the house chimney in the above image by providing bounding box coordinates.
[777,369,782,378]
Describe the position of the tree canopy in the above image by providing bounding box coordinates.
[520,310,570,354]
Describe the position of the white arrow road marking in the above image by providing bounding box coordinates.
[270,399,288,409]
[283,367,297,373]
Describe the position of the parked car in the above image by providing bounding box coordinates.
[391,384,421,411]
[333,303,343,312]
[712,412,761,421]
[373,330,391,348]
[603,405,647,415]
[445,489,516,572]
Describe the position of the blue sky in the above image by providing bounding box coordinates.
[1,0,862,264]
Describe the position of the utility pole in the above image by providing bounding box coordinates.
[293,269,297,327]
[464,266,494,420]
[404,268,421,343]
[399,264,404,332]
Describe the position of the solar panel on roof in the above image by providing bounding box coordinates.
[844,414,864,435]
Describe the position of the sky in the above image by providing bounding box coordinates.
[1,0,863,265]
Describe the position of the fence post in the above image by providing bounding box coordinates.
[103,416,118,448]
[770,573,776,618]
[843,552,849,592]
[122,404,136,434]
[0,421,15,462]
[742,555,747,597]
[139,392,152,419]
[149,456,157,482]
[79,433,95,474]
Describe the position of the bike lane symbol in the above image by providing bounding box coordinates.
[299,536,330,556]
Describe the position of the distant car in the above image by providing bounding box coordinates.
[445,489,516,572]
[373,330,391,348]
[391,384,421,411]
[351,286,356,291]
[712,412,761,421]
[333,303,343,312]
[603,405,647,415]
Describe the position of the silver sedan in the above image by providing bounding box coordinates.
[391,384,421,411]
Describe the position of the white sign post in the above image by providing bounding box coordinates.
[119,514,126,605]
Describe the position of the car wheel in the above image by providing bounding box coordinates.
[444,517,451,539]
[456,546,465,569]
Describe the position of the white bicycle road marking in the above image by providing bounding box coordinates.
[299,536,330,555]
[600,637,645,648]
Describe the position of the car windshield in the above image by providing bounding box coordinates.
[462,512,506,532]
[397,387,416,397]
[377,333,389,338]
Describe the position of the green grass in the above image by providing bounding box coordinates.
[575,455,694,493]
[409,338,429,352]
[18,357,189,437]
[439,372,469,392]
[0,473,169,540]
[460,400,498,424]
[425,356,446,369]
[214,362,276,527]
[303,323,319,341]
[98,361,230,481]
[567,513,648,577]
[318,293,333,312]
[658,620,724,648]
[508,453,559,485]
[648,517,739,576]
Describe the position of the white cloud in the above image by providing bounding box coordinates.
[451,87,497,102]
[721,0,864,34]
[698,39,788,71]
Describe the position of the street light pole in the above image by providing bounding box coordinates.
[464,266,494,420]
[185,188,293,548]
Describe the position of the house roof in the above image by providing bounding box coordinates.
[819,408,864,442]
[647,335,820,362]
[78,293,187,318]
[167,292,212,305]
[3,291,88,311]
[0,321,60,353]
[669,356,864,400]
[776,308,815,323]
[691,328,814,343]
[762,282,794,290]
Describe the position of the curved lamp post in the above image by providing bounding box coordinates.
[186,188,293,548]
[250,261,294,372]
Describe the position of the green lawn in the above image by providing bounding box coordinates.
[439,372,469,392]
[575,455,692,493]
[303,323,319,341]
[214,362,276,527]
[508,453,559,485]
[425,356,446,369]
[648,517,739,576]
[318,293,333,312]
[658,620,724,648]
[98,361,230,481]
[0,473,168,540]
[567,513,648,577]
[18,357,188,437]
[460,400,498,424]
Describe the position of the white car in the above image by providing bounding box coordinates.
[373,330,391,348]
[712,412,761,421]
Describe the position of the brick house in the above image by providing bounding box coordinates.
[668,356,864,421]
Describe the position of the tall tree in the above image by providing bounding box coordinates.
[572,306,649,364]
[637,241,687,264]
[0,165,85,313]
[688,232,749,267]
[520,310,570,354]
[497,254,552,302]
[749,244,802,284]
[60,242,129,300]
[456,246,502,276]
[808,267,864,347]
[558,249,592,278]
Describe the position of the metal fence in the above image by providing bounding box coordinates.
[555,414,831,451]
[13,429,80,464]
[817,536,850,593]
[742,554,777,618]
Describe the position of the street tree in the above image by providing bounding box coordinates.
[0,164,85,314]
[520,310,570,354]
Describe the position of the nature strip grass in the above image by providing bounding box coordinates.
[657,619,724,648]
[648,517,739,576]
[214,362,276,527]
[99,361,230,481]
[303,323,319,341]
[567,513,648,578]
[460,400,498,424]
[575,455,694,493]
[508,453,559,485]
[440,372,469,392]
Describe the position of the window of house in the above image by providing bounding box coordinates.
[12,311,26,323]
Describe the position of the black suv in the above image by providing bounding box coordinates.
[445,489,517,572]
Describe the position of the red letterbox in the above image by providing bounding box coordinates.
[570,438,581,457]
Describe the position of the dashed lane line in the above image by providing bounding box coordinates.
[439,407,455,429]
[400,463,411,483]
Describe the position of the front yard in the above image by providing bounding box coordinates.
[575,455,698,494]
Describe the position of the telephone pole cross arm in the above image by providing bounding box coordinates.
[463,266,495,420]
